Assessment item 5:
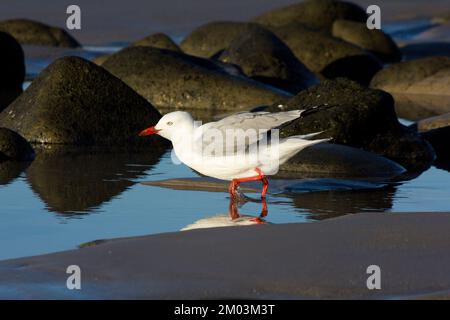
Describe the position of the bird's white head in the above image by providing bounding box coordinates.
[139,111,194,141]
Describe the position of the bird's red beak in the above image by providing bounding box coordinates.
[139,126,160,136]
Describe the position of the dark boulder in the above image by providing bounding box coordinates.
[0,32,25,112]
[269,23,382,85]
[332,19,402,63]
[0,127,34,161]
[0,56,166,147]
[218,27,318,94]
[263,78,435,172]
[252,0,367,31]
[280,143,406,179]
[0,19,80,48]
[102,46,291,111]
[132,33,182,52]
[417,112,450,133]
[422,127,450,171]
[180,21,262,58]
[371,56,450,96]
[393,94,450,121]
[95,33,181,66]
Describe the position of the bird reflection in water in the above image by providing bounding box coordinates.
[228,189,268,225]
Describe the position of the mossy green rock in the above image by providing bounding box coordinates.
[265,78,435,171]
[253,0,367,31]
[269,23,382,85]
[180,21,262,58]
[218,27,318,94]
[332,19,402,63]
[0,56,165,147]
[102,46,291,111]
[0,127,34,161]
[0,32,25,111]
[132,33,181,52]
[0,19,80,48]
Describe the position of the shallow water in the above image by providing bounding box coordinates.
[1,147,450,261]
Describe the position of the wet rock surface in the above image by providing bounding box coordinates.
[102,46,291,111]
[0,32,25,112]
[0,19,80,48]
[218,27,318,93]
[263,78,435,172]
[0,56,165,147]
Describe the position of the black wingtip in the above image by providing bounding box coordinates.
[301,104,333,117]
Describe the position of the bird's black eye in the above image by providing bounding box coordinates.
[167,121,173,126]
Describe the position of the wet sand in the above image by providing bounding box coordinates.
[1,212,450,299]
[0,0,448,45]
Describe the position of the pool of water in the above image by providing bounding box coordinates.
[1,146,450,261]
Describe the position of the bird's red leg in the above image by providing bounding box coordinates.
[229,168,269,224]
[255,168,269,198]
[249,197,268,224]
[228,179,240,198]
[229,168,269,199]
[228,198,240,220]
[260,197,268,218]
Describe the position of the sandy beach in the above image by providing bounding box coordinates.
[1,212,450,299]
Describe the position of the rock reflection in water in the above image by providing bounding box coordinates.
[0,160,31,185]
[288,184,398,220]
[25,146,165,215]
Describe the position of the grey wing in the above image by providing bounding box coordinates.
[210,110,303,133]
[194,110,304,155]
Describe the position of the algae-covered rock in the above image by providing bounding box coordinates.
[269,23,382,84]
[0,56,165,147]
[132,33,181,52]
[332,19,402,63]
[264,78,435,171]
[102,46,291,111]
[218,27,318,93]
[0,19,80,47]
[253,0,367,31]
